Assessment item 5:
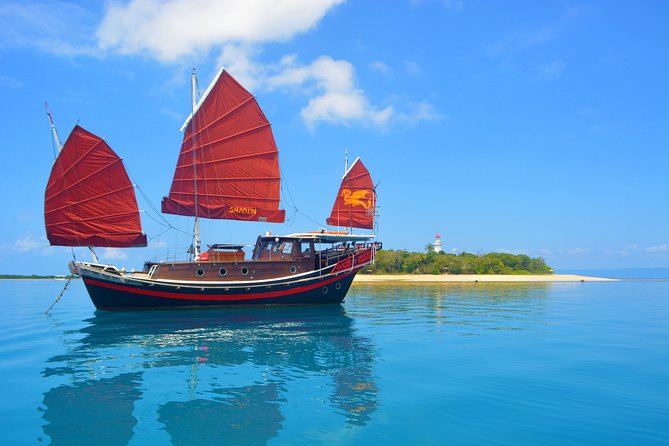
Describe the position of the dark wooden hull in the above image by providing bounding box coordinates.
[76,264,363,310]
[72,246,375,310]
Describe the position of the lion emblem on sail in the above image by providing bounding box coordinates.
[341,188,372,209]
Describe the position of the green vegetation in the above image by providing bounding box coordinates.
[362,250,553,275]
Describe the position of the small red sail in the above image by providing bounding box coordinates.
[326,158,376,230]
[162,69,285,223]
[44,125,147,247]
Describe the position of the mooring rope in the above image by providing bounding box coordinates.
[44,277,72,314]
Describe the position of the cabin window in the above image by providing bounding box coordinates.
[254,239,277,260]
[219,267,227,277]
[241,267,249,276]
[322,286,328,294]
[301,241,314,257]
[335,283,341,290]
[281,241,293,255]
[196,268,205,277]
[289,265,297,274]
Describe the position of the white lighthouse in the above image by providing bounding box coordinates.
[434,233,443,253]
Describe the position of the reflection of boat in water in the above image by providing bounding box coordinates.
[158,383,284,446]
[41,306,378,443]
[42,372,143,446]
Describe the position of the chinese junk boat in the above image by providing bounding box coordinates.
[45,68,379,310]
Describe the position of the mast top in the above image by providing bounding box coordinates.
[45,102,63,154]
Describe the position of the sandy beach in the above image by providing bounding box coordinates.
[353,274,617,283]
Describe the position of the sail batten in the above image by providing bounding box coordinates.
[172,148,277,169]
[45,157,123,197]
[45,185,135,214]
[45,125,147,248]
[50,138,105,180]
[162,69,285,223]
[47,210,144,227]
[170,176,281,183]
[187,96,255,138]
[168,191,281,201]
[326,157,376,230]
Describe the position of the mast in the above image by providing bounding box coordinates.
[45,102,63,154]
[190,68,201,259]
[344,148,349,176]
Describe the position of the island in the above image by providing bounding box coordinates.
[356,250,615,282]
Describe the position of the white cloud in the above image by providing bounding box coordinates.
[557,247,590,255]
[442,0,464,10]
[149,239,168,249]
[0,1,97,56]
[0,75,22,89]
[266,55,394,129]
[498,248,530,255]
[536,59,565,80]
[646,244,669,253]
[1,1,438,131]
[102,247,128,261]
[369,61,391,75]
[97,0,344,62]
[404,60,421,78]
[396,101,444,126]
[217,43,265,91]
[14,236,44,252]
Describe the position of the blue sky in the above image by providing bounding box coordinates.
[1,0,667,275]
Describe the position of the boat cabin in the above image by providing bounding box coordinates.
[251,236,315,261]
[141,232,378,283]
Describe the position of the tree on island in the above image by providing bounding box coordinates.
[362,250,553,275]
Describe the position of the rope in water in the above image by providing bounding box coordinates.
[44,277,72,314]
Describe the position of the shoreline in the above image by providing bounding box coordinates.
[353,274,617,283]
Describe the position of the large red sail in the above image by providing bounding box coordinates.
[161,69,285,223]
[326,158,376,230]
[45,125,147,247]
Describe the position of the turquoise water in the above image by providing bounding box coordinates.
[0,280,667,445]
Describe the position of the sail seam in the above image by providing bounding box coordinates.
[180,123,271,157]
[46,158,124,201]
[170,176,280,183]
[187,96,256,139]
[45,184,134,214]
[46,138,105,191]
[47,210,142,226]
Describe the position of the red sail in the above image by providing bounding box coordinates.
[44,125,147,247]
[326,158,376,230]
[162,69,285,223]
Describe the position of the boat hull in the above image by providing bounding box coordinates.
[79,266,361,310]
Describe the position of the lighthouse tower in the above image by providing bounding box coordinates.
[434,233,443,253]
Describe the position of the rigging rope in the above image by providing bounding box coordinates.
[44,277,72,314]
[279,164,325,228]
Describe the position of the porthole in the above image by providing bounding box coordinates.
[219,267,227,277]
[289,265,297,274]
[322,287,328,294]
[195,268,205,277]
[241,267,249,276]
[335,283,341,290]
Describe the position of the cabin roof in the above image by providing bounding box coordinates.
[283,232,375,243]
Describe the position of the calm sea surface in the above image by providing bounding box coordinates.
[0,279,667,445]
